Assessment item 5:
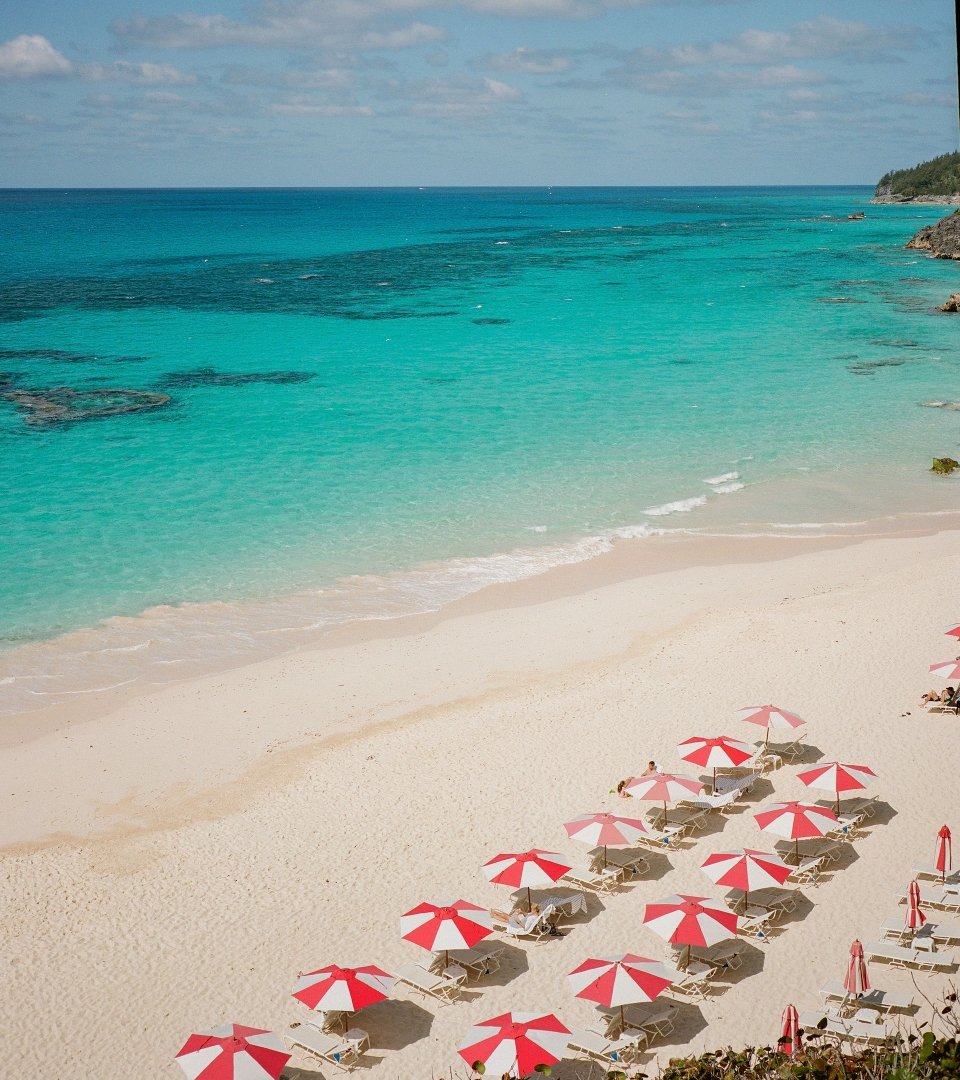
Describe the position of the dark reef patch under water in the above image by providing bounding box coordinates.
[157,367,316,388]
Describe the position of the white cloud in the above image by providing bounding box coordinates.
[82,61,198,85]
[0,35,73,78]
[268,98,374,116]
[483,46,571,74]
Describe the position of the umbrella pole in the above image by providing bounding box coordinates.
[603,844,608,868]
[526,886,532,913]
[620,1004,625,1033]
[663,799,669,826]
[795,838,800,863]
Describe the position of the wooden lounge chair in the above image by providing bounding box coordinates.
[395,962,463,1003]
[818,980,915,1014]
[432,943,503,979]
[864,940,958,972]
[561,863,623,894]
[286,1025,360,1072]
[880,917,960,946]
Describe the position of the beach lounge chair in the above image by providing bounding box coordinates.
[646,806,709,834]
[796,1010,892,1048]
[590,847,649,878]
[300,1009,349,1033]
[685,940,745,973]
[881,917,960,946]
[818,980,915,1014]
[768,733,805,761]
[634,821,688,848]
[726,887,797,916]
[663,961,712,1000]
[432,942,503,979]
[787,853,826,886]
[680,789,740,814]
[911,863,960,885]
[864,940,958,972]
[775,839,842,865]
[561,863,623,894]
[737,908,778,940]
[394,962,464,1004]
[286,1025,360,1072]
[895,884,960,912]
[492,908,557,942]
[567,1027,644,1066]
[842,796,877,820]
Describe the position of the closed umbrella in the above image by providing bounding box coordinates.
[844,939,870,997]
[642,893,738,970]
[482,849,572,913]
[567,954,673,1031]
[564,812,649,867]
[457,1011,570,1078]
[175,1025,290,1080]
[778,1005,802,1058]
[936,825,953,883]
[906,879,927,932]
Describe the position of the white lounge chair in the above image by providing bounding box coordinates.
[796,1010,892,1048]
[567,1027,643,1066]
[561,863,623,894]
[395,962,463,1003]
[432,942,503,979]
[286,1025,360,1072]
[685,940,745,973]
[864,940,958,972]
[895,884,960,912]
[737,908,778,940]
[680,789,740,814]
[787,853,826,886]
[662,960,712,1000]
[818,980,915,1014]
[776,839,843,865]
[726,887,797,916]
[767,733,805,761]
[880,917,960,946]
[912,863,960,885]
[492,908,557,942]
[590,847,649,878]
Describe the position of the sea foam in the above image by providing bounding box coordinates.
[644,496,708,516]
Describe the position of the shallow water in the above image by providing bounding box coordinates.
[1,187,958,711]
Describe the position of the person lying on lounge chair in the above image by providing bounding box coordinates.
[921,686,956,705]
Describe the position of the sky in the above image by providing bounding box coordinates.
[0,0,957,187]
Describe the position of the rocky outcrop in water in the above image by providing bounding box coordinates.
[1,387,170,425]
[932,457,960,475]
[922,401,960,410]
[906,212,960,259]
[937,293,960,312]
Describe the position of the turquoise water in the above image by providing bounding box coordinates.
[1,187,959,705]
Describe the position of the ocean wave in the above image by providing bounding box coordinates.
[643,496,708,516]
[702,471,740,485]
[711,481,745,494]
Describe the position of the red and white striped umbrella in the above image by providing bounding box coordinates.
[400,900,493,967]
[567,954,673,1028]
[779,1004,802,1058]
[175,1025,290,1080]
[843,939,870,997]
[678,736,754,791]
[564,812,649,865]
[643,894,739,969]
[737,705,805,746]
[930,659,960,681]
[700,848,793,904]
[457,1012,570,1079]
[936,825,953,882]
[797,761,877,812]
[291,964,394,1013]
[944,623,960,639]
[483,849,572,911]
[906,879,927,931]
[624,772,705,825]
[754,801,837,861]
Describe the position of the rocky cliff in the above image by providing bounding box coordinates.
[906,211,960,259]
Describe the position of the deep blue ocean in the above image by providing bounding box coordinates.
[1,187,958,710]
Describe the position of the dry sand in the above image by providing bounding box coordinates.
[2,525,959,1079]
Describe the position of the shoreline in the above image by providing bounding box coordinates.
[3,506,960,1078]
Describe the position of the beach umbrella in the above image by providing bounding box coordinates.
[778,1005,802,1058]
[700,848,793,906]
[936,825,953,882]
[624,772,705,826]
[457,1011,570,1078]
[563,812,649,867]
[175,1025,290,1080]
[906,879,927,932]
[944,623,960,639]
[482,849,572,913]
[844,939,870,997]
[400,900,493,970]
[797,761,877,813]
[642,893,738,970]
[567,954,673,1031]
[678,735,754,793]
[738,705,805,746]
[291,964,394,1013]
[754,801,837,861]
[930,659,960,681]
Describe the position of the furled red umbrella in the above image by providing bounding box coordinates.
[797,761,877,813]
[400,900,493,970]
[778,1004,802,1058]
[457,1011,570,1078]
[930,659,960,681]
[291,964,394,1013]
[482,849,572,913]
[945,623,960,640]
[936,825,953,882]
[754,801,837,862]
[567,954,673,1031]
[737,705,805,746]
[906,879,927,932]
[700,848,793,907]
[564,812,649,867]
[624,772,704,826]
[175,1025,290,1080]
[844,939,870,997]
[678,735,754,793]
[642,893,739,970]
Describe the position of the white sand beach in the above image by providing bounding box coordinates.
[3,524,960,1078]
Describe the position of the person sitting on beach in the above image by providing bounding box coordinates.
[921,687,955,705]
[616,777,634,798]
[641,760,661,776]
